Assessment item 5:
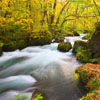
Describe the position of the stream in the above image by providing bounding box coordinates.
[0,34,86,100]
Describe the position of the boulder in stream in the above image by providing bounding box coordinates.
[57,42,72,52]
[76,50,92,63]
[72,40,88,53]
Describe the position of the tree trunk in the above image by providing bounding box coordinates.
[50,0,57,24]
[93,0,100,16]
[56,1,69,24]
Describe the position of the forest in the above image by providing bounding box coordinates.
[0,0,100,100]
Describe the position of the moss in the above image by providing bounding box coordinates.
[79,70,88,84]
[66,32,74,36]
[90,78,100,90]
[3,41,17,51]
[93,52,100,58]
[89,59,100,64]
[72,40,89,53]
[3,40,27,51]
[82,34,91,40]
[57,42,72,52]
[76,50,92,63]
[16,40,27,50]
[29,30,52,46]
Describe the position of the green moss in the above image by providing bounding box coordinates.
[90,78,100,90]
[3,40,27,51]
[93,52,100,58]
[76,50,92,63]
[72,40,89,53]
[79,70,88,84]
[29,30,52,46]
[57,42,72,52]
[17,40,27,50]
[82,34,91,40]
[3,41,17,51]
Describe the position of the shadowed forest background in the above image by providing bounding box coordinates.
[0,0,100,51]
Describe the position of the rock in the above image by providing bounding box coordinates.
[3,40,27,51]
[17,40,27,50]
[76,63,100,90]
[77,63,100,100]
[89,22,100,53]
[29,30,52,46]
[76,50,92,63]
[72,40,88,53]
[57,42,72,52]
[3,41,17,51]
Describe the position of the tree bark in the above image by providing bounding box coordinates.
[50,0,57,24]
[93,0,100,16]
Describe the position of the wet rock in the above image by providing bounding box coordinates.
[3,41,17,51]
[29,31,52,46]
[72,40,88,53]
[76,63,100,90]
[76,50,92,63]
[3,40,27,51]
[57,42,72,52]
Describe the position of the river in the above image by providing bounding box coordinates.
[0,34,86,100]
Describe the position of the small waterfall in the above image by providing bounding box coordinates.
[0,34,86,100]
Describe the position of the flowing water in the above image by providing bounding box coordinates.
[0,34,86,100]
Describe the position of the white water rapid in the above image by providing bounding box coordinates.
[0,34,86,100]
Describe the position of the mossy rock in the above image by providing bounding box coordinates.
[17,40,27,50]
[57,42,72,52]
[3,40,27,51]
[78,70,88,84]
[72,40,89,53]
[76,50,92,63]
[93,52,100,59]
[29,31,52,46]
[3,41,17,51]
